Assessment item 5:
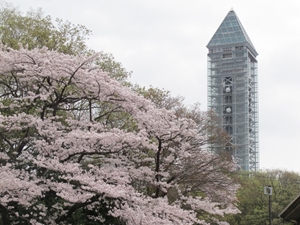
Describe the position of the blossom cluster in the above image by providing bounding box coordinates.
[0,47,239,224]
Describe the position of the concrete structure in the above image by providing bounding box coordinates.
[206,9,259,171]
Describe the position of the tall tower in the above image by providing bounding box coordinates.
[206,9,259,171]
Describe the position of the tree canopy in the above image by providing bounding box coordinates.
[0,2,242,224]
[0,2,131,84]
[0,46,239,224]
[225,170,300,225]
[0,2,91,54]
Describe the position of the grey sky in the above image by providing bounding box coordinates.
[8,0,300,172]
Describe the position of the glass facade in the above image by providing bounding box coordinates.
[207,10,259,171]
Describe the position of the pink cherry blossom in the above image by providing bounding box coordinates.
[0,46,239,224]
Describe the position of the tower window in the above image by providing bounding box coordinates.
[223,47,232,52]
[224,116,232,124]
[224,95,232,103]
[223,53,232,58]
[225,126,233,135]
[235,46,244,50]
[224,77,232,85]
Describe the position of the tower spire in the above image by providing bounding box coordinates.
[207,10,257,56]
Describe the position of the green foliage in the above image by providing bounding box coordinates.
[0,1,131,84]
[225,170,299,225]
[0,2,91,54]
[95,52,132,85]
[64,198,125,225]
[132,85,173,108]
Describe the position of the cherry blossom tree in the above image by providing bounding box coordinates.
[132,85,233,153]
[0,46,239,225]
[0,2,132,89]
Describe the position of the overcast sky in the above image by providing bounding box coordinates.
[8,0,300,172]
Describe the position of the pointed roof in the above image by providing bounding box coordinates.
[207,9,257,56]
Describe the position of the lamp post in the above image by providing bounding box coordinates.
[264,186,272,225]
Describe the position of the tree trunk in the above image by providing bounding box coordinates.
[0,205,10,225]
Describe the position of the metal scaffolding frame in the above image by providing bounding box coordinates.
[206,10,259,171]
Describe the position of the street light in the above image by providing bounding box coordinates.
[264,186,272,225]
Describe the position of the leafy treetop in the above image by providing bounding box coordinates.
[0,46,239,225]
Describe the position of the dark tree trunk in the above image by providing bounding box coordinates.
[0,205,10,225]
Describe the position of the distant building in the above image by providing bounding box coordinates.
[206,9,259,171]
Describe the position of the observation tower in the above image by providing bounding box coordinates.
[207,9,259,171]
